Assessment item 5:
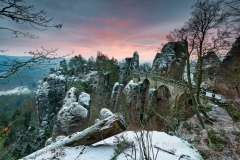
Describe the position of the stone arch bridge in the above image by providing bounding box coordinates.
[133,71,222,114]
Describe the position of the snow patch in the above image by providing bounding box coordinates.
[99,108,113,120]
[123,80,138,95]
[0,86,31,96]
[63,87,77,107]
[25,131,202,160]
[78,92,90,109]
[70,102,88,118]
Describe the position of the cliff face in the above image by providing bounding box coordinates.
[214,37,240,98]
[151,40,187,80]
[196,51,221,90]
[36,72,67,139]
[50,88,90,142]
[118,51,139,85]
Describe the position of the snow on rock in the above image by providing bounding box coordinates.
[111,82,120,99]
[24,131,202,160]
[70,102,88,118]
[151,40,187,80]
[82,71,98,82]
[63,87,77,107]
[78,92,90,109]
[94,119,100,124]
[123,80,138,104]
[23,114,126,159]
[47,73,67,84]
[111,82,125,111]
[81,71,99,91]
[99,108,113,120]
[52,102,88,138]
[51,88,88,138]
[36,73,67,140]
[0,86,32,96]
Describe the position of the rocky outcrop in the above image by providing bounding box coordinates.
[151,40,187,80]
[222,37,240,69]
[214,37,240,97]
[99,108,113,120]
[178,103,240,160]
[103,72,110,90]
[78,92,90,109]
[123,80,139,105]
[81,71,99,92]
[36,73,67,135]
[111,82,124,111]
[202,51,220,66]
[118,51,139,85]
[52,87,90,139]
[198,51,220,89]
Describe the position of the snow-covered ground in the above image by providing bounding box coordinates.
[0,86,31,96]
[24,131,202,160]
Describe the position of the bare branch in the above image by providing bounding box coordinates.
[0,47,72,79]
[0,0,62,38]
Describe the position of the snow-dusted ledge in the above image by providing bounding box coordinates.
[24,131,202,160]
[21,114,126,159]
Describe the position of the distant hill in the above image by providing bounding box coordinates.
[0,55,63,91]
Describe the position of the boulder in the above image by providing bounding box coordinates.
[99,108,114,120]
[52,102,88,138]
[52,88,89,138]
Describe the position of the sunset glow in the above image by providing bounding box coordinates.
[0,0,196,62]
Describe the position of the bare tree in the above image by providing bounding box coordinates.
[167,0,231,129]
[0,0,66,78]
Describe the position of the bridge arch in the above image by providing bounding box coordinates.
[174,93,194,122]
[154,85,172,130]
[142,79,150,92]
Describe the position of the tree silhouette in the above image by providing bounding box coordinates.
[0,0,67,78]
[166,0,231,129]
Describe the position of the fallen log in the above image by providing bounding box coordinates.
[22,114,126,159]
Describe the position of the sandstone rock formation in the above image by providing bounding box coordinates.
[52,87,90,139]
[222,37,240,69]
[111,82,124,111]
[215,37,240,97]
[197,51,220,89]
[151,40,187,80]
[119,51,139,84]
[81,71,99,92]
[36,73,67,138]
[99,108,113,120]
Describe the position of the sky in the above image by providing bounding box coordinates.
[0,0,197,62]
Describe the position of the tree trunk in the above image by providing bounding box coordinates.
[186,51,206,129]
[22,114,126,159]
